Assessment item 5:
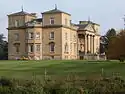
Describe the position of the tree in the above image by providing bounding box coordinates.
[0,34,8,60]
[105,28,116,39]
[99,28,117,55]
[107,30,125,61]
[104,28,117,54]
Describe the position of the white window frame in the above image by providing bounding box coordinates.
[50,32,54,40]
[29,45,34,52]
[36,45,40,52]
[50,43,55,52]
[29,32,34,39]
[50,17,54,25]
[15,20,19,27]
[14,33,19,41]
[36,32,40,39]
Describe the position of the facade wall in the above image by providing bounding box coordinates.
[61,27,77,60]
[8,29,26,59]
[26,27,42,60]
[42,13,62,26]
[62,13,71,27]
[42,27,62,60]
[8,10,101,60]
[8,16,25,27]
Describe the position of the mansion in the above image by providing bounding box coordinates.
[8,7,100,60]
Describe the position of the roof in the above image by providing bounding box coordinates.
[76,21,100,31]
[75,23,89,30]
[26,18,42,24]
[42,8,71,16]
[35,18,42,22]
[8,11,34,16]
[79,21,100,26]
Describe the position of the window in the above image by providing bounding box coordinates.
[15,20,19,27]
[50,43,55,52]
[64,43,68,53]
[50,32,54,40]
[50,17,54,25]
[36,45,40,52]
[36,32,40,39]
[29,32,34,39]
[15,46,19,53]
[65,33,68,40]
[70,43,72,52]
[15,33,19,41]
[65,18,68,26]
[29,45,34,52]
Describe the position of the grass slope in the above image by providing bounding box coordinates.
[0,60,124,79]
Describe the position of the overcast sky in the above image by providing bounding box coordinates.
[0,0,125,39]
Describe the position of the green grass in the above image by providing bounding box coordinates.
[0,60,124,80]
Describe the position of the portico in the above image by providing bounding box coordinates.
[77,21,100,60]
[78,34,95,54]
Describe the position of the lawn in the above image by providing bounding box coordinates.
[0,60,124,80]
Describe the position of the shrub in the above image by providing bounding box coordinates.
[0,76,125,93]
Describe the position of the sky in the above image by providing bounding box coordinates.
[0,0,125,40]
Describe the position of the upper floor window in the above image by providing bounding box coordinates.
[50,32,54,40]
[36,32,40,39]
[50,17,54,25]
[29,32,34,39]
[14,33,19,41]
[15,20,19,27]
[36,45,40,52]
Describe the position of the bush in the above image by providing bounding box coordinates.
[119,55,125,62]
[0,76,125,93]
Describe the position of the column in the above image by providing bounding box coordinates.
[88,35,90,52]
[84,35,87,54]
[90,35,93,54]
[93,36,95,54]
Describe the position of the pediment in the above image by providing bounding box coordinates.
[84,24,95,33]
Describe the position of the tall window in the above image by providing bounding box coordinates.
[29,32,34,39]
[64,43,68,53]
[15,33,19,41]
[50,32,54,40]
[29,45,34,52]
[15,20,19,27]
[15,45,19,53]
[50,17,54,25]
[36,45,40,52]
[70,43,72,52]
[50,43,55,52]
[36,32,40,39]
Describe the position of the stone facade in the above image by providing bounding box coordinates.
[7,7,100,60]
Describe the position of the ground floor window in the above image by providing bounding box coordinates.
[29,45,34,52]
[50,43,55,52]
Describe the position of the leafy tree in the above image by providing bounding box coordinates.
[106,28,117,39]
[100,28,117,55]
[107,30,125,61]
[0,34,8,60]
